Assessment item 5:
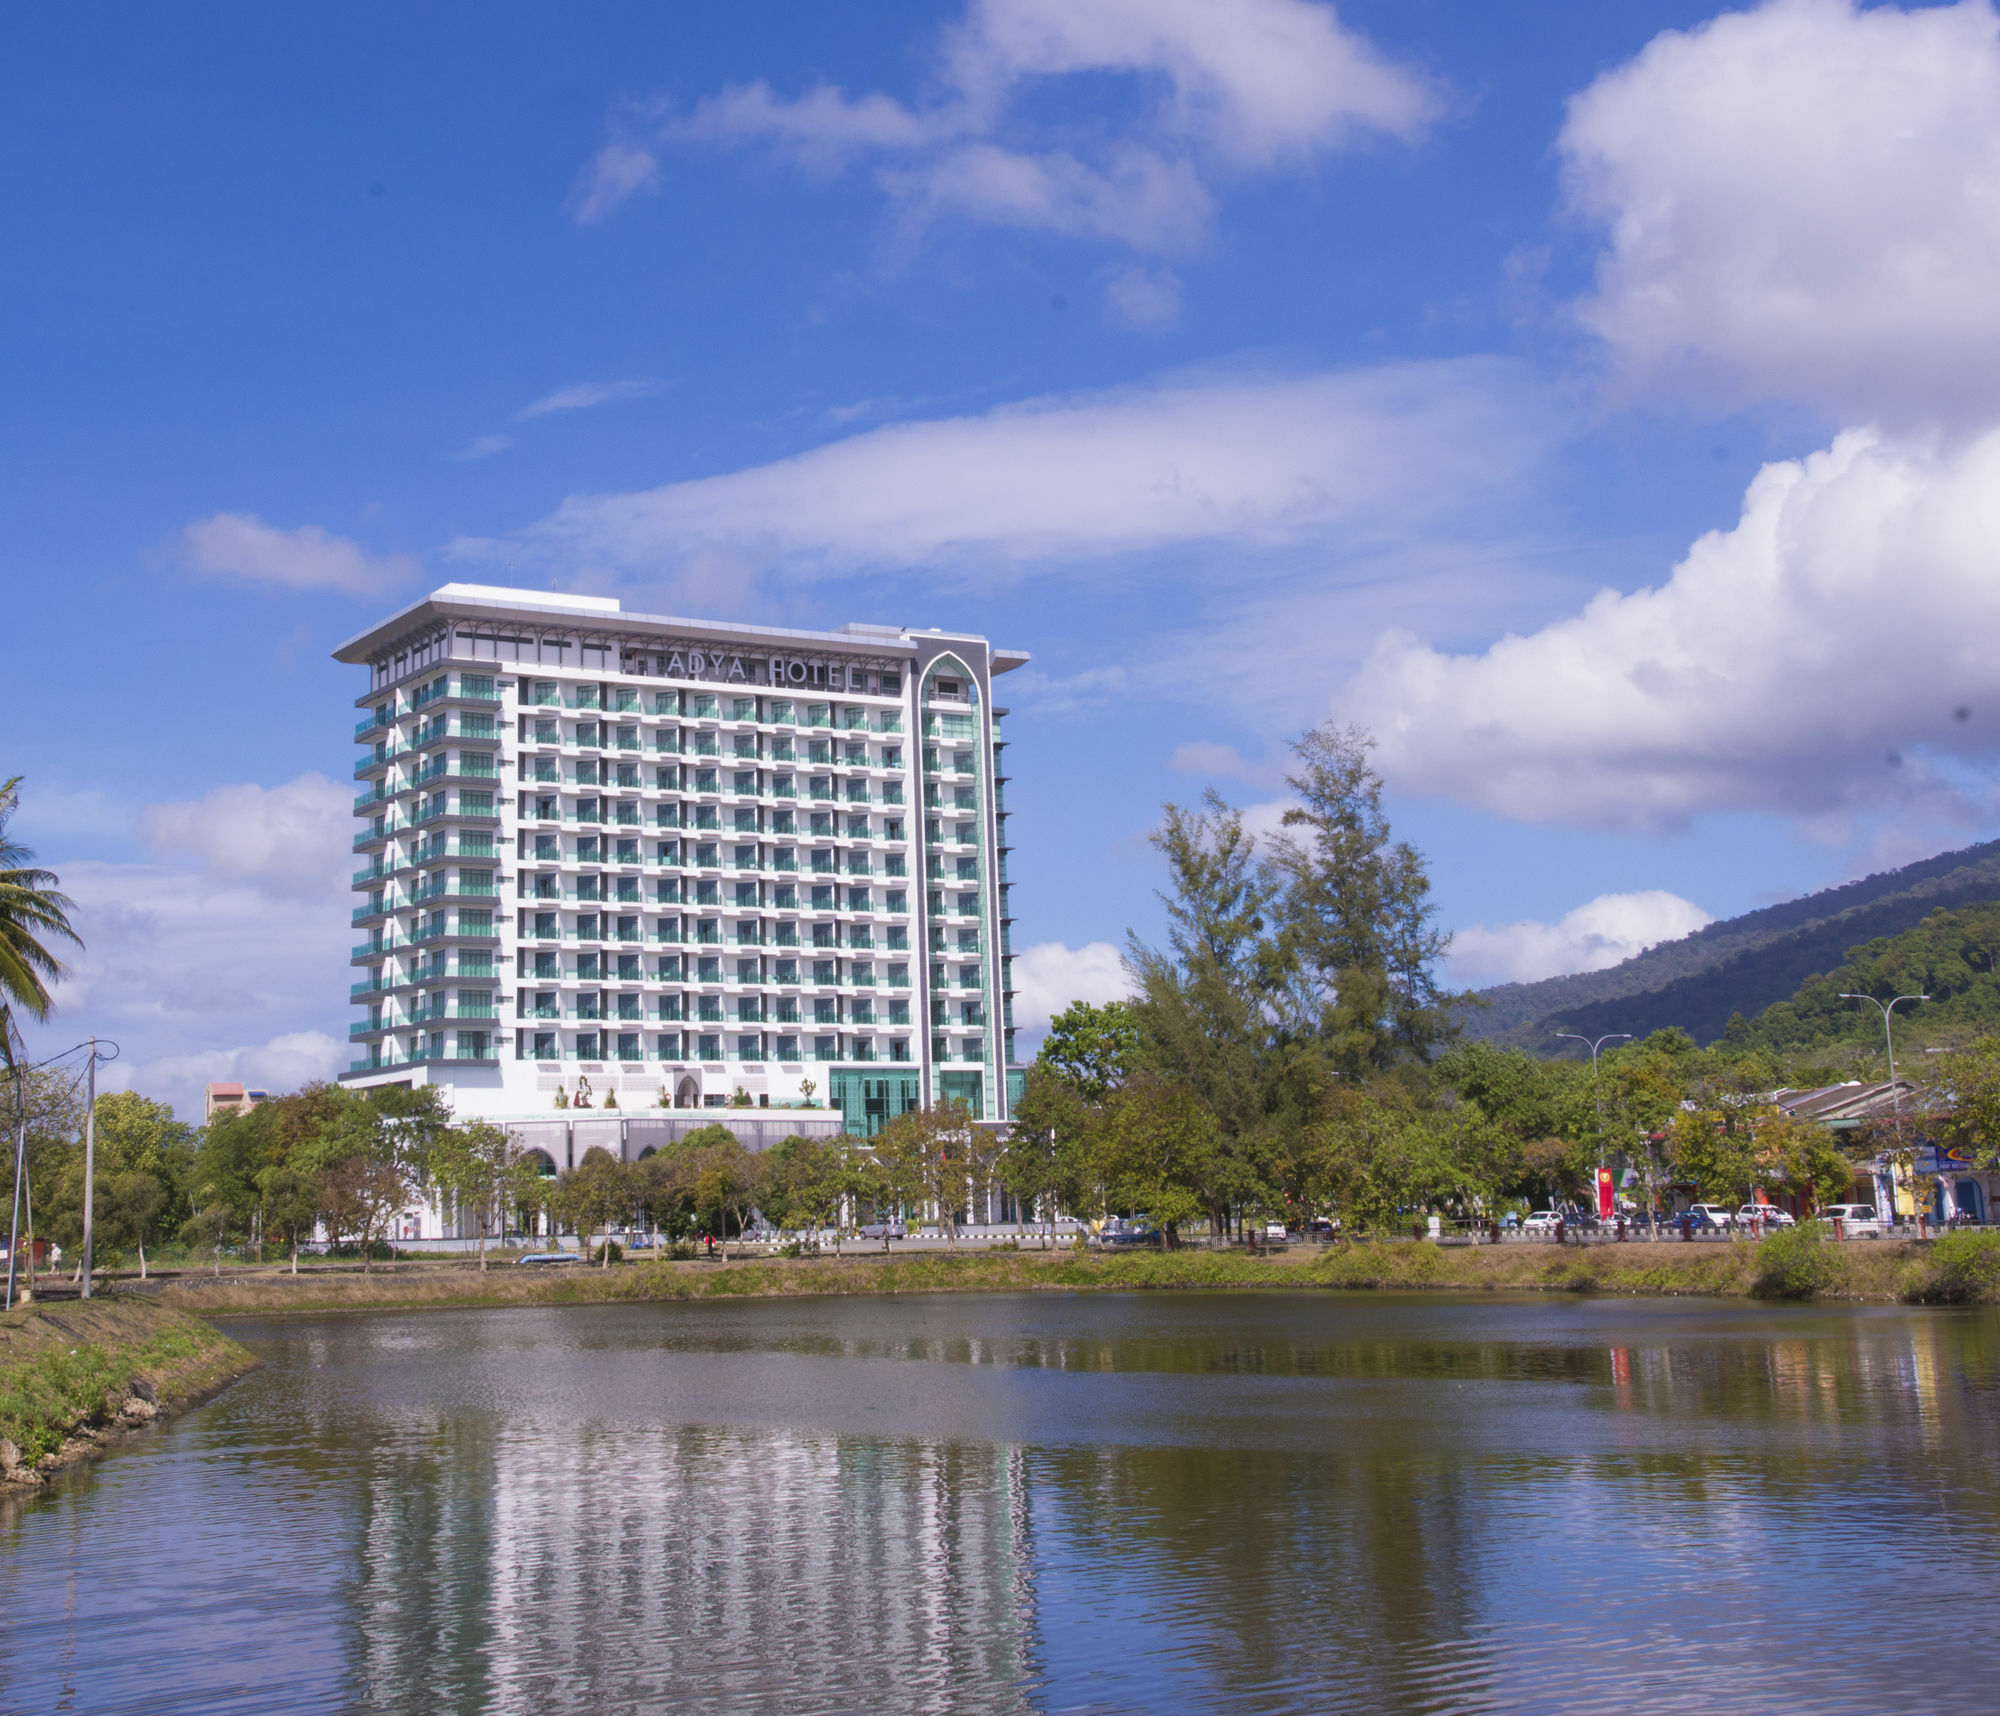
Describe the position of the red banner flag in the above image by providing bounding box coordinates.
[1597,1167,1615,1220]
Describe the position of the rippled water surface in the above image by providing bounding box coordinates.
[5,1291,2000,1714]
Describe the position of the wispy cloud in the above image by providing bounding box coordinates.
[179,513,416,597]
[577,0,1439,250]
[463,358,1556,587]
[454,433,515,462]
[514,378,666,421]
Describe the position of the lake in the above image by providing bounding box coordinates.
[3,1291,1999,1714]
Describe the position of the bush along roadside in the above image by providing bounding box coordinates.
[1903,1231,2000,1304]
[0,1298,256,1488]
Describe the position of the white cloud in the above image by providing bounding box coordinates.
[1345,424,2000,829]
[107,1033,346,1123]
[181,513,416,597]
[139,774,353,903]
[1104,265,1183,329]
[572,139,663,224]
[514,379,665,421]
[1562,0,2000,421]
[587,0,1437,247]
[1169,740,1258,779]
[1009,940,1134,1033]
[43,859,351,1123]
[1448,890,1712,988]
[455,434,514,462]
[473,358,1552,585]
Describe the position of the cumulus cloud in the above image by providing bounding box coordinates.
[470,358,1552,585]
[1562,0,2000,421]
[139,774,353,903]
[1009,940,1134,1034]
[107,1033,346,1123]
[181,514,416,597]
[46,857,351,1122]
[1345,424,2000,829]
[514,379,665,421]
[1449,890,1712,988]
[584,0,1437,248]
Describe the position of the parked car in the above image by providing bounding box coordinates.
[1818,1204,1884,1237]
[1263,1220,1289,1241]
[515,1251,582,1266]
[1685,1204,1734,1231]
[1522,1210,1563,1234]
[859,1220,907,1241]
[1735,1204,1796,1229]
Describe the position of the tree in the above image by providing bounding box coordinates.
[1668,1106,1758,1205]
[1001,1066,1100,1245]
[758,1133,846,1246]
[556,1147,635,1266]
[1302,1079,1462,1235]
[319,1152,410,1272]
[685,1138,755,1257]
[257,1164,322,1274]
[876,1100,977,1246]
[1096,1078,1220,1248]
[1038,1001,1137,1101]
[1124,791,1283,1236]
[1760,1112,1859,1212]
[94,1171,165,1278]
[1267,724,1469,1076]
[428,1120,523,1269]
[91,1091,198,1230]
[0,777,82,1063]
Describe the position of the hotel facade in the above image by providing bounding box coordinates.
[337,584,1028,1146]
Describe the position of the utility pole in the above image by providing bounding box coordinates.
[5,1103,22,1313]
[1840,993,1927,1226]
[80,1038,96,1298]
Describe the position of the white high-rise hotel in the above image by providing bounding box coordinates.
[337,584,1028,1136]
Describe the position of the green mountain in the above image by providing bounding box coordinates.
[1463,838,2000,1052]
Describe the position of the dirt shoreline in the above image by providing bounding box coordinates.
[0,1297,259,1500]
[115,1235,1975,1318]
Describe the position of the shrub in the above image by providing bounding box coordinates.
[589,1240,624,1265]
[1752,1224,1835,1299]
[1910,1231,2000,1304]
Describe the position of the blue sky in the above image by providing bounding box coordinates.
[14,0,2000,1113]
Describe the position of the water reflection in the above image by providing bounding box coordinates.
[4,1293,2000,1715]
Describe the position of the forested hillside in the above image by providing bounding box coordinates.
[1732,903,2000,1056]
[1464,839,2000,1051]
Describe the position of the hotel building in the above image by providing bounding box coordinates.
[336,584,1028,1143]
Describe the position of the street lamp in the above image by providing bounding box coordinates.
[1556,1032,1632,1220]
[1839,993,1928,1228]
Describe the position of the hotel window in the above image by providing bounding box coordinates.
[697,919,720,944]
[776,1034,800,1060]
[617,952,641,980]
[616,837,639,863]
[813,961,836,988]
[737,996,760,1022]
[532,950,558,978]
[699,1034,722,1060]
[656,878,680,905]
[812,922,835,948]
[733,697,756,720]
[696,769,718,794]
[846,814,869,838]
[656,766,678,790]
[616,761,639,788]
[889,998,910,1025]
[533,1031,557,1060]
[776,995,800,1022]
[776,960,798,986]
[658,996,683,1021]
[815,1036,838,1060]
[771,734,795,762]
[615,877,640,903]
[577,951,601,981]
[657,954,682,980]
[733,772,756,796]
[890,1039,911,1062]
[657,1032,683,1058]
[577,1032,602,1060]
[769,700,794,724]
[848,887,871,912]
[773,884,797,910]
[735,880,757,907]
[617,994,642,1021]
[698,996,723,1022]
[653,690,679,715]
[737,1034,762,1059]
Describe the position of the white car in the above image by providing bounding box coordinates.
[1685,1204,1735,1231]
[1735,1204,1796,1229]
[1263,1221,1289,1241]
[1818,1204,1883,1237]
[1522,1210,1564,1233]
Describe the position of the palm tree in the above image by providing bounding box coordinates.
[0,776,81,1064]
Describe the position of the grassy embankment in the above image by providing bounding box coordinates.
[0,1297,257,1483]
[141,1232,2000,1316]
